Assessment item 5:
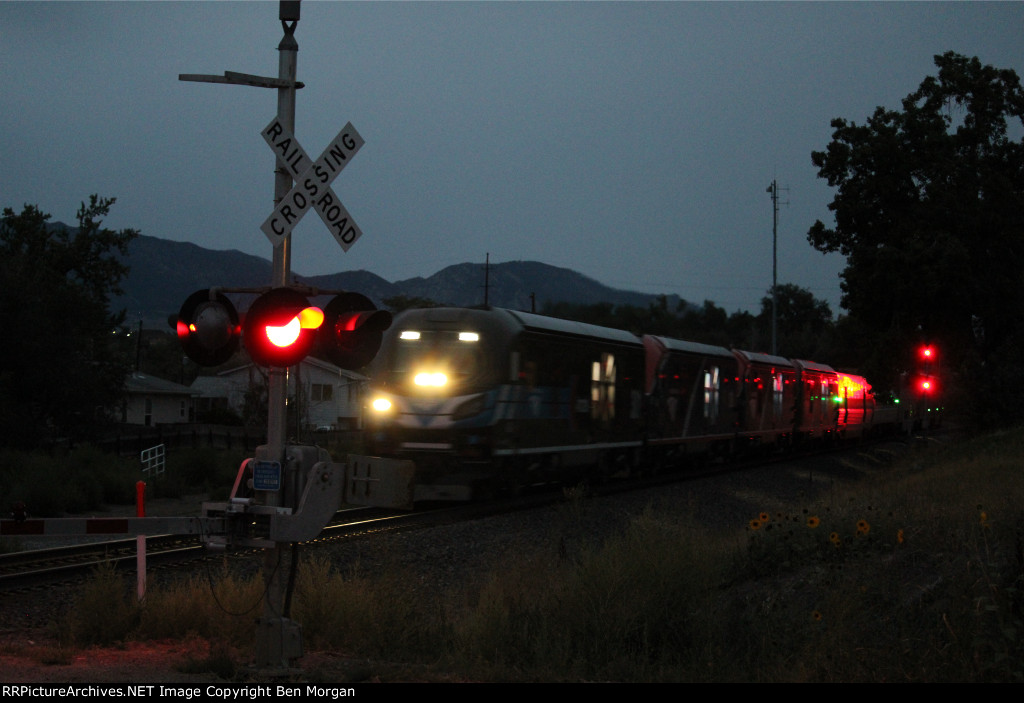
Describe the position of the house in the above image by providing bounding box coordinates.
[191,357,368,430]
[122,372,198,426]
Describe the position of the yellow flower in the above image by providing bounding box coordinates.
[806,516,820,529]
[759,512,771,523]
[811,610,823,622]
[897,529,904,544]
[856,519,870,536]
[829,532,841,546]
[749,519,762,531]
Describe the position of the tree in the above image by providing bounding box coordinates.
[382,294,441,313]
[808,52,1024,420]
[756,284,834,361]
[0,196,138,446]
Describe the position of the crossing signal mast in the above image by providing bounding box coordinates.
[173,0,404,670]
[2,1,414,674]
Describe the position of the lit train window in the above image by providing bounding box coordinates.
[704,366,720,420]
[591,353,616,421]
[773,373,784,417]
[399,331,421,340]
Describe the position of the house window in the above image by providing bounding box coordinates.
[311,383,334,402]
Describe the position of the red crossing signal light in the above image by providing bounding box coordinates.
[316,292,393,370]
[243,288,324,367]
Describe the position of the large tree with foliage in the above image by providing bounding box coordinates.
[0,196,138,446]
[756,284,834,361]
[808,52,1024,420]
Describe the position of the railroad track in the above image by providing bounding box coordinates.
[0,506,407,591]
[0,433,928,593]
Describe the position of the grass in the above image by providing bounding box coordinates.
[58,427,1024,681]
[0,445,248,523]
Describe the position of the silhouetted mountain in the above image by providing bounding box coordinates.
[115,235,272,326]
[113,235,674,328]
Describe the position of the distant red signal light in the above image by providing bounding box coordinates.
[915,374,939,395]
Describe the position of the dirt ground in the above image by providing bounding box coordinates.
[0,495,359,684]
[0,631,395,683]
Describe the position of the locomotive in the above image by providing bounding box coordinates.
[364,306,902,502]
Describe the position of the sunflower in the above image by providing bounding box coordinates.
[829,532,841,546]
[749,519,763,531]
[897,529,904,544]
[811,610,823,622]
[806,516,820,529]
[856,519,871,536]
[759,512,771,523]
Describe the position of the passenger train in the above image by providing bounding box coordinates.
[364,306,919,502]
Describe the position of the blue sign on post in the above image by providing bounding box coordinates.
[253,460,282,491]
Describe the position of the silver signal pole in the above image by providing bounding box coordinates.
[261,3,299,674]
[180,0,304,672]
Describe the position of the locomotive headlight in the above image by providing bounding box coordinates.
[414,371,448,387]
[371,397,393,412]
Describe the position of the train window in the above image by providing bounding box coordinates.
[704,366,720,420]
[591,353,616,421]
[773,373,784,417]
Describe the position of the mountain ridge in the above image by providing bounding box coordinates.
[109,233,680,328]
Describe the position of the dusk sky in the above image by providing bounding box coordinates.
[3,1,1021,315]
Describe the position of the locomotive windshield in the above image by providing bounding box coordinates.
[374,328,489,394]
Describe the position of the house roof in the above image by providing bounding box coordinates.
[190,375,240,398]
[126,372,199,396]
[214,357,368,382]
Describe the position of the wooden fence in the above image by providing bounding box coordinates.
[99,424,267,457]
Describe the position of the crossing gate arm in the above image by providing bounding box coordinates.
[0,516,227,538]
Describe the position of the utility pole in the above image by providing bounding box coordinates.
[766,180,788,356]
[483,252,490,307]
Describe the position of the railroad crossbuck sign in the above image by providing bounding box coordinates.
[260,118,365,251]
